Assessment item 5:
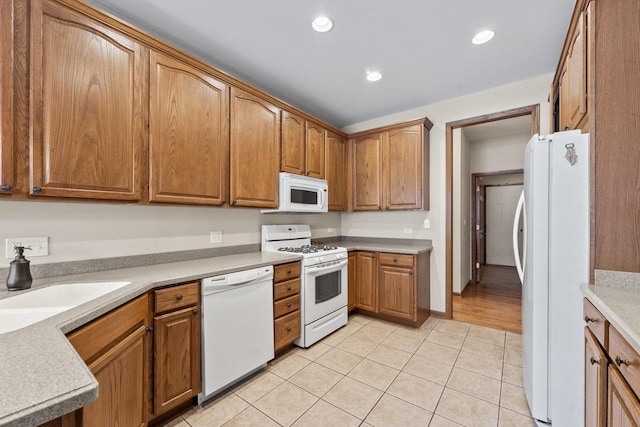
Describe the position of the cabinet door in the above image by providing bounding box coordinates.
[356,251,377,311]
[230,87,280,207]
[383,125,423,210]
[325,131,347,211]
[154,306,201,416]
[81,325,149,427]
[281,110,305,175]
[608,365,640,426]
[567,11,587,129]
[353,134,382,211]
[0,0,14,195]
[30,0,146,200]
[149,51,228,205]
[378,265,416,321]
[585,327,607,427]
[305,122,325,178]
[347,252,357,311]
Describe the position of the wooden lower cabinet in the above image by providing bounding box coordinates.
[347,252,356,311]
[354,250,430,327]
[585,327,607,427]
[66,294,152,426]
[273,262,301,353]
[153,299,201,416]
[608,366,640,426]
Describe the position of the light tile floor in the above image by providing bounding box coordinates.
[163,315,535,427]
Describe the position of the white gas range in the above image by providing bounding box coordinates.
[261,224,348,347]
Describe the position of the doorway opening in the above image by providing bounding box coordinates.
[444,104,539,332]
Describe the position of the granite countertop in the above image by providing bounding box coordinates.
[582,283,640,355]
[332,239,433,255]
[0,251,301,427]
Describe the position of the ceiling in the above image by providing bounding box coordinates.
[87,0,576,129]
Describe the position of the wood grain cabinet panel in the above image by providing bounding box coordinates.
[566,11,587,130]
[378,265,415,321]
[281,110,305,175]
[149,51,229,205]
[273,261,301,353]
[353,134,382,211]
[230,87,280,208]
[383,125,423,210]
[356,251,378,311]
[585,327,607,427]
[325,131,347,211]
[347,252,356,312]
[0,0,14,196]
[608,365,640,426]
[305,122,325,179]
[29,0,146,200]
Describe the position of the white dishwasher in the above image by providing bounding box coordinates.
[198,266,274,404]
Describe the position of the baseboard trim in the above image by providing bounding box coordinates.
[429,310,449,319]
[452,291,462,299]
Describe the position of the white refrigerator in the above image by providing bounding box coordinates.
[513,131,589,426]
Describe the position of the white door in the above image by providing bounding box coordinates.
[485,185,523,266]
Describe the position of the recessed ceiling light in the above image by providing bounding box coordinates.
[312,16,333,33]
[472,30,495,45]
[366,70,382,82]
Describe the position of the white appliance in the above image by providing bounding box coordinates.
[261,224,348,347]
[198,266,274,404]
[513,131,589,426]
[261,172,328,214]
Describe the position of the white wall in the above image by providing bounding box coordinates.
[453,129,471,294]
[0,201,340,267]
[469,132,531,174]
[342,73,552,313]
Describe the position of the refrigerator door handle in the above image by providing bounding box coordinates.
[513,189,526,284]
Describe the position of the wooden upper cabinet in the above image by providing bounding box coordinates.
[325,131,347,211]
[230,87,280,208]
[305,122,325,179]
[353,133,382,211]
[281,110,305,175]
[149,51,229,205]
[383,125,423,210]
[0,0,14,196]
[29,0,146,200]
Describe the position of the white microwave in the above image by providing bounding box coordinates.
[261,172,328,213]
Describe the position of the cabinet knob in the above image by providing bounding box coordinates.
[232,199,237,205]
[386,206,389,210]
[193,308,199,315]
[584,315,595,323]
[393,258,398,262]
[287,286,292,291]
[615,356,629,367]
[287,303,292,308]
[222,199,226,204]
[564,126,570,130]
[378,206,382,211]
[590,357,599,365]
[145,326,153,333]
[409,271,413,276]
[286,327,292,332]
[1,184,10,192]
[287,269,292,274]
[32,186,42,193]
[176,294,183,301]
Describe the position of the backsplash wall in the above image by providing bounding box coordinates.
[0,201,340,267]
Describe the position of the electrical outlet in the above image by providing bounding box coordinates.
[403,228,413,234]
[210,231,223,244]
[327,228,335,233]
[423,219,431,229]
[5,237,49,258]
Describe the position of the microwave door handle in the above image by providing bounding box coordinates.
[320,188,326,208]
[307,259,347,275]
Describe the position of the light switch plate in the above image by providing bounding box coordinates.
[210,231,223,244]
[423,219,431,229]
[5,237,49,258]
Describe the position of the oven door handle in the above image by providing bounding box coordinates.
[305,259,347,275]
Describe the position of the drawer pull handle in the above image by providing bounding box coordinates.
[590,357,599,365]
[286,327,292,332]
[1,184,11,192]
[176,294,183,301]
[287,269,292,274]
[32,186,42,193]
[193,308,199,315]
[615,356,629,367]
[584,316,596,323]
[287,286,292,291]
[409,271,413,276]
[393,258,398,262]
[287,303,292,307]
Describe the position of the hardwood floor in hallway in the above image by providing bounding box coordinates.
[452,265,522,334]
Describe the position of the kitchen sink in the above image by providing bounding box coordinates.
[0,281,131,334]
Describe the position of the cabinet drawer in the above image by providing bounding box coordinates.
[610,325,640,397]
[379,253,414,268]
[584,298,608,349]
[155,282,199,314]
[274,278,300,301]
[274,310,300,351]
[274,294,300,318]
[274,262,301,283]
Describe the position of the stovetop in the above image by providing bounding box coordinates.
[261,224,346,259]
[277,244,339,254]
